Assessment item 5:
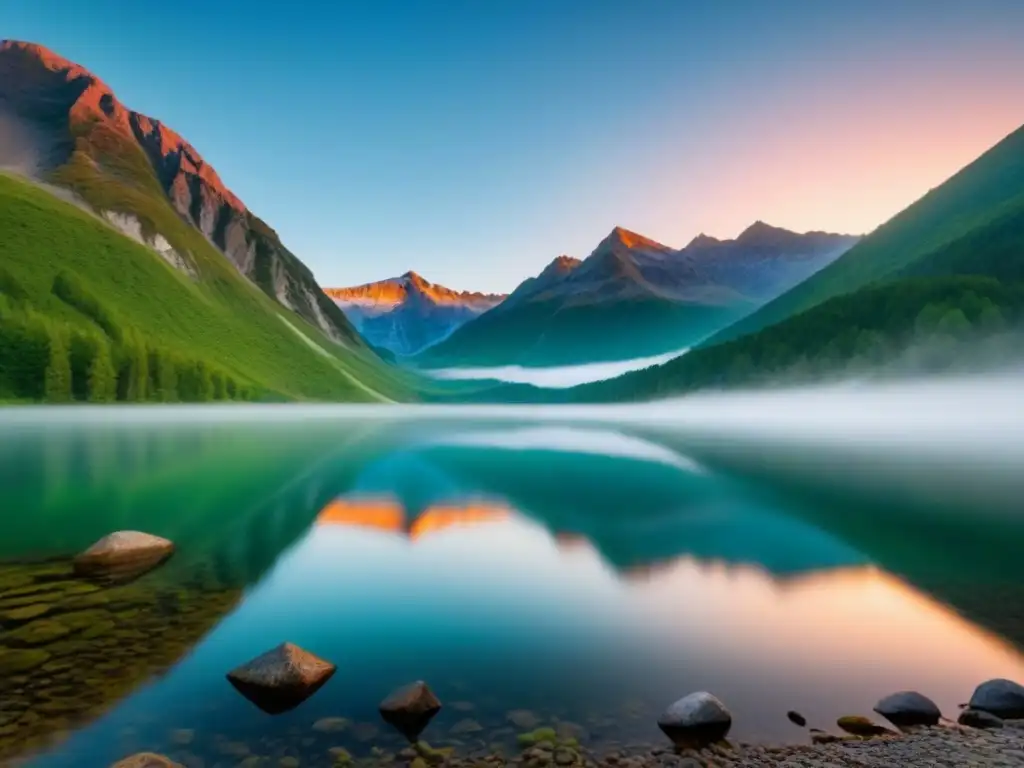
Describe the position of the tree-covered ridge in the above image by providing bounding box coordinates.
[0,269,254,403]
[705,124,1024,346]
[568,276,1024,402]
[0,172,415,403]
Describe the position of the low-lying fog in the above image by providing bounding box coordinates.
[423,346,691,388]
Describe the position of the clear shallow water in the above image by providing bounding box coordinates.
[423,346,691,388]
[2,389,1024,767]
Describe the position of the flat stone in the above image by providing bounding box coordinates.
[786,710,807,727]
[110,754,184,768]
[379,680,442,741]
[451,718,483,734]
[0,648,51,674]
[226,642,336,715]
[508,709,541,729]
[657,692,731,748]
[74,531,174,582]
[313,717,350,733]
[958,707,1004,729]
[873,690,942,728]
[0,603,53,623]
[836,715,897,737]
[3,618,73,646]
[969,678,1024,719]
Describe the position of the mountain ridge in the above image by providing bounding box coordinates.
[326,272,507,356]
[0,39,359,346]
[418,222,857,367]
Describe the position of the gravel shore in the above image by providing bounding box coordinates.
[587,722,1024,768]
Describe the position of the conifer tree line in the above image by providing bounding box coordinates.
[0,270,256,403]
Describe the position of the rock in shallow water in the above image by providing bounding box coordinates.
[226,642,336,714]
[969,678,1024,719]
[958,708,1004,729]
[873,690,942,727]
[656,691,732,747]
[110,754,183,768]
[379,680,442,741]
[836,715,897,737]
[73,531,174,582]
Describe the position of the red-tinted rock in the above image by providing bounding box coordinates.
[227,642,336,715]
[73,531,174,582]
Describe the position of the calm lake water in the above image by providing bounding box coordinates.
[2,387,1024,767]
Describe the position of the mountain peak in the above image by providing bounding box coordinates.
[687,233,722,248]
[736,220,795,243]
[605,226,668,251]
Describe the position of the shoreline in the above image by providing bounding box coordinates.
[108,721,1024,768]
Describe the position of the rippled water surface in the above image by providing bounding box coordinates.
[2,393,1024,767]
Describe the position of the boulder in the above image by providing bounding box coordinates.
[958,708,1004,729]
[226,642,336,714]
[379,680,442,741]
[656,692,732,748]
[873,691,941,728]
[73,531,174,582]
[968,678,1024,719]
[110,754,183,768]
[836,715,896,737]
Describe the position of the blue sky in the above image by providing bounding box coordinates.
[6,1,1024,292]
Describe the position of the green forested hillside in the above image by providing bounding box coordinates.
[0,173,414,403]
[705,124,1024,346]
[566,276,1024,402]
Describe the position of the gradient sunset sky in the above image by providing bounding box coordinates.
[7,0,1024,292]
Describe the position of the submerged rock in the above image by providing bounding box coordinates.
[969,678,1024,719]
[836,715,897,737]
[73,531,174,582]
[958,708,1004,729]
[656,692,732,748]
[379,681,442,741]
[786,710,807,727]
[508,709,541,729]
[313,717,350,733]
[110,754,183,768]
[873,690,941,728]
[226,642,336,715]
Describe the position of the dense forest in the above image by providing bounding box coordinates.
[0,268,254,403]
[569,276,1024,402]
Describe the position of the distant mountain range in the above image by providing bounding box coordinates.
[418,223,858,367]
[326,272,505,356]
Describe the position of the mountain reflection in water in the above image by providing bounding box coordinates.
[1,411,1023,767]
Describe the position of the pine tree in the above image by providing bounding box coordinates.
[196,361,214,401]
[43,327,72,402]
[87,337,117,402]
[123,332,149,402]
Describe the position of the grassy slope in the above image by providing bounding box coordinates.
[0,172,414,402]
[705,124,1024,346]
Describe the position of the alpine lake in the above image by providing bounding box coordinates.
[2,399,1024,767]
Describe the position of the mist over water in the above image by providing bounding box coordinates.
[424,346,691,387]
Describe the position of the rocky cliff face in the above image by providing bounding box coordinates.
[0,40,359,344]
[326,272,506,355]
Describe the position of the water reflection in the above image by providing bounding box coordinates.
[2,415,1024,766]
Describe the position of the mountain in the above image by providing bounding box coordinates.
[0,39,359,345]
[0,41,413,403]
[326,272,505,355]
[489,123,1024,403]
[418,224,857,368]
[704,123,1024,346]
